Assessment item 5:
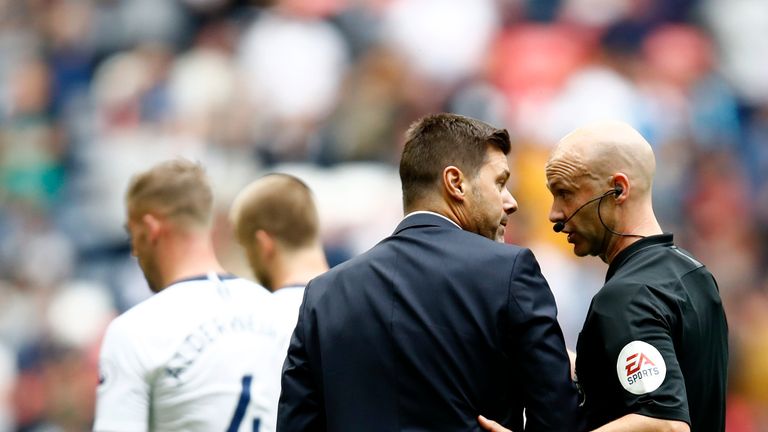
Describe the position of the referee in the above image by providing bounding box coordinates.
[480,121,727,432]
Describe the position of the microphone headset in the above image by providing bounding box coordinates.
[552,186,645,238]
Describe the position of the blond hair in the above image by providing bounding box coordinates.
[230,174,319,250]
[126,159,213,229]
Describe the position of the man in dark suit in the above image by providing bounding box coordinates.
[278,113,580,431]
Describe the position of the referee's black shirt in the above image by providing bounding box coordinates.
[575,234,728,431]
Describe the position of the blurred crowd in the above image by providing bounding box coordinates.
[0,0,766,430]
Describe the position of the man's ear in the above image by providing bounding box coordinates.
[612,173,630,204]
[443,166,467,202]
[142,213,163,242]
[254,230,275,259]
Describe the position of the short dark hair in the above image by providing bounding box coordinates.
[399,113,511,209]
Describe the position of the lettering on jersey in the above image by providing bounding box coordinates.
[616,341,666,395]
[165,313,276,382]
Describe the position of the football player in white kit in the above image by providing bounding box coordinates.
[229,174,329,382]
[94,160,280,432]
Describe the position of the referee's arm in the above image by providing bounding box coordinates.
[479,412,690,432]
[592,286,692,432]
[591,414,688,432]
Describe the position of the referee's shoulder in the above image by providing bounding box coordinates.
[594,277,648,309]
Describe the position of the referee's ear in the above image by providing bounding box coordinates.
[611,173,630,204]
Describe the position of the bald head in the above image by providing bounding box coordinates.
[547,121,656,197]
[546,122,662,262]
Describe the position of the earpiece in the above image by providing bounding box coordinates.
[552,185,644,238]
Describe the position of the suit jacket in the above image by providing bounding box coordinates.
[278,213,580,431]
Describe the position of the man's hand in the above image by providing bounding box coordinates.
[478,415,513,432]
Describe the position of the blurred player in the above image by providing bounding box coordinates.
[94,159,279,432]
[229,173,329,360]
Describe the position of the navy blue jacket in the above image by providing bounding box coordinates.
[278,213,580,431]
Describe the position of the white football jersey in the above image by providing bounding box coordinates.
[94,273,281,432]
[271,285,306,368]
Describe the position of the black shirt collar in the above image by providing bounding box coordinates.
[606,233,674,282]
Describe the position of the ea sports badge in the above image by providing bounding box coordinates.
[616,340,666,395]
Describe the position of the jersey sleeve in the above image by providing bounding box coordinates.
[505,248,582,431]
[93,318,151,432]
[596,285,690,424]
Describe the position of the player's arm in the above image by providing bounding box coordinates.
[93,320,150,432]
[503,248,581,431]
[277,281,325,431]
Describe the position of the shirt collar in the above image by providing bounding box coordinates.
[403,211,461,229]
[274,284,305,293]
[165,273,238,289]
[606,233,674,282]
[393,211,463,236]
